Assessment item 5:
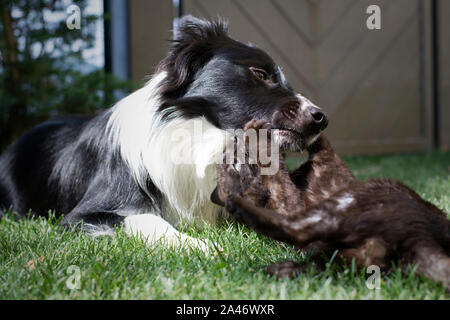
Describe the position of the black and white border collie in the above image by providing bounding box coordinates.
[0,16,327,252]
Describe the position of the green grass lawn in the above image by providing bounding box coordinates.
[0,150,449,299]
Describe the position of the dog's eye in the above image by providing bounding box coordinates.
[250,67,269,82]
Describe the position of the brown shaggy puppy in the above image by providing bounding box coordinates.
[213,120,450,290]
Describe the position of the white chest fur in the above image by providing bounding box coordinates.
[107,72,229,227]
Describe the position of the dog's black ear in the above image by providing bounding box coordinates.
[176,15,228,42]
[158,15,228,98]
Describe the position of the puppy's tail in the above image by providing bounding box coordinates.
[414,245,450,291]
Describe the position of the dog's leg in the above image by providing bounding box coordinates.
[413,245,450,291]
[245,119,305,215]
[226,196,360,278]
[291,135,356,208]
[267,238,389,279]
[212,119,304,214]
[267,241,332,278]
[226,196,341,248]
[62,208,214,254]
[123,214,212,253]
[337,237,388,269]
[266,261,307,278]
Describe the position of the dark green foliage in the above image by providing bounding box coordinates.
[0,0,135,150]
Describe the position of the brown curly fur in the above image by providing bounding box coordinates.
[213,120,450,290]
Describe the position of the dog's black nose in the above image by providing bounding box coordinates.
[309,107,328,130]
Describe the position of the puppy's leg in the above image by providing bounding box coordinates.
[260,158,304,215]
[213,118,303,214]
[226,196,340,247]
[291,135,356,208]
[213,161,270,208]
[337,237,388,269]
[268,237,389,279]
[243,119,305,214]
[414,245,450,291]
[267,241,331,278]
[123,214,212,253]
[267,261,306,278]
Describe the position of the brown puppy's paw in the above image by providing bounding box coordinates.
[243,119,271,132]
[213,162,268,207]
[213,119,272,207]
[213,163,243,206]
[267,261,306,279]
[238,164,269,207]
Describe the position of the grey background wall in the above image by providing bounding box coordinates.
[439,0,450,150]
[125,0,449,155]
[129,0,173,83]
